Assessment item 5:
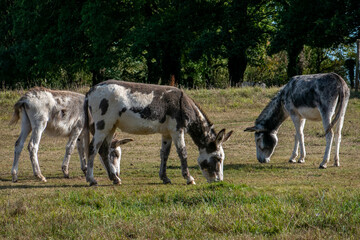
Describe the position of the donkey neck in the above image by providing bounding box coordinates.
[255,92,288,132]
[187,106,216,149]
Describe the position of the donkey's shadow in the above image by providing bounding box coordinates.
[0,182,88,190]
[223,163,300,171]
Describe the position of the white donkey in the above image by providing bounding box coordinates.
[245,73,350,168]
[83,80,233,186]
[10,87,132,183]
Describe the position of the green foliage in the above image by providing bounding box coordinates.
[270,0,360,78]
[188,0,276,86]
[0,0,359,88]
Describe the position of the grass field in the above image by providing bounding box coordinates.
[1,87,360,239]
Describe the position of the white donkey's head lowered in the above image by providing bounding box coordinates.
[197,129,233,182]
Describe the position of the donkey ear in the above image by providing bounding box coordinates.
[115,138,134,147]
[215,129,226,145]
[222,130,233,143]
[244,126,257,132]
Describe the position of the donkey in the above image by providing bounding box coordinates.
[245,73,350,168]
[83,80,233,186]
[10,87,132,183]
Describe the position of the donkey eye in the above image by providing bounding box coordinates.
[256,139,263,149]
[110,151,119,158]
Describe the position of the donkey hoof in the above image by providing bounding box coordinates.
[334,163,340,167]
[62,166,69,176]
[113,178,122,185]
[162,178,172,184]
[298,159,305,164]
[89,180,98,186]
[187,180,196,185]
[36,174,47,182]
[289,159,296,163]
[319,165,327,169]
[12,175,18,183]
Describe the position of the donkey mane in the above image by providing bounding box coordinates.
[191,97,214,127]
[255,90,287,131]
[181,93,217,150]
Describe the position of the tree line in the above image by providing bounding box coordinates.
[1,0,359,89]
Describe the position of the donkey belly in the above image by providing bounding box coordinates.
[45,118,80,137]
[115,113,175,135]
[297,107,322,121]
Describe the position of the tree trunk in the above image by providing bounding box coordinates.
[91,69,105,86]
[355,39,360,94]
[144,4,161,84]
[287,45,304,79]
[161,45,181,86]
[145,46,161,84]
[228,52,247,87]
[345,59,355,89]
[146,60,160,84]
[315,48,323,73]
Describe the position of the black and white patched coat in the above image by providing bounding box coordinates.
[83,80,233,186]
[245,73,350,168]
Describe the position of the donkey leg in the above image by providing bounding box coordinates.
[333,115,345,167]
[98,131,121,185]
[319,116,334,169]
[86,134,107,186]
[290,116,306,163]
[12,111,31,182]
[77,135,87,176]
[28,121,47,182]
[172,130,195,185]
[159,135,172,184]
[289,134,299,163]
[62,128,82,178]
[87,119,118,186]
[297,119,306,163]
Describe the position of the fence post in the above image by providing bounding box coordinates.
[355,39,360,94]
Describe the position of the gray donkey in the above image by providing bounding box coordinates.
[245,73,350,168]
[10,87,132,183]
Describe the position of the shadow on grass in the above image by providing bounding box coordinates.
[165,165,199,170]
[224,163,298,171]
[0,183,89,190]
[0,176,185,189]
[0,176,117,189]
[158,163,299,171]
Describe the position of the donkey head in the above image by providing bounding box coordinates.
[108,138,133,176]
[244,126,278,163]
[197,129,233,183]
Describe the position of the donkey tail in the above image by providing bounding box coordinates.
[9,97,27,125]
[325,74,349,135]
[83,97,91,163]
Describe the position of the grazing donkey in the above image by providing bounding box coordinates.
[84,80,233,186]
[10,87,132,183]
[245,73,350,168]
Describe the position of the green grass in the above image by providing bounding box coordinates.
[1,87,360,239]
